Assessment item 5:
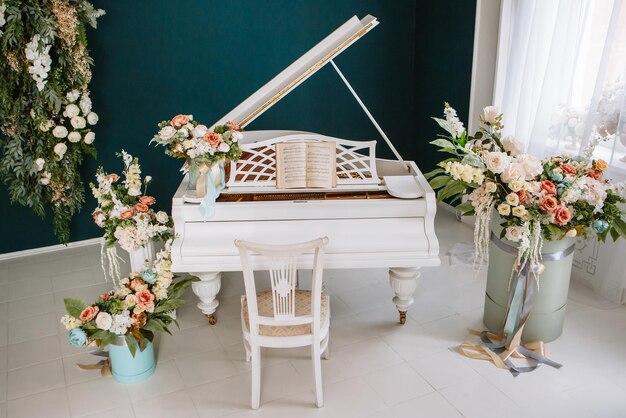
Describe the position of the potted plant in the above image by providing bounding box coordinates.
[61,240,198,383]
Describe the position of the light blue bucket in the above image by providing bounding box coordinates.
[108,336,156,383]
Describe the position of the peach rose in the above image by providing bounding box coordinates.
[594,159,608,172]
[119,209,134,220]
[129,277,145,292]
[79,305,99,322]
[139,196,156,205]
[136,289,155,310]
[132,312,147,328]
[560,164,576,175]
[541,180,557,196]
[226,121,241,131]
[539,196,558,213]
[134,203,149,213]
[516,190,528,204]
[203,132,222,148]
[170,114,190,127]
[554,206,572,225]
[99,293,110,301]
[105,173,120,183]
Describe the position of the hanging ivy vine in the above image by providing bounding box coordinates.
[0,0,104,243]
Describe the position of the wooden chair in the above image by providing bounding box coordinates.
[234,237,330,409]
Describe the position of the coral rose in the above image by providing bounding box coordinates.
[226,121,241,131]
[539,196,558,213]
[139,196,156,205]
[516,190,528,204]
[560,164,576,175]
[170,114,190,127]
[79,305,99,322]
[540,180,557,195]
[203,132,222,148]
[595,159,608,172]
[132,312,147,328]
[129,277,145,292]
[136,289,155,310]
[134,203,149,213]
[119,209,134,220]
[99,293,110,301]
[553,206,572,225]
[587,169,601,180]
[105,173,120,183]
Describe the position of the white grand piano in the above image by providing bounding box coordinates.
[171,15,439,325]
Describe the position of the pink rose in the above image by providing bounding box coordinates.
[170,114,190,127]
[136,289,155,310]
[539,196,558,213]
[79,305,99,322]
[203,132,221,148]
[139,196,156,205]
[554,206,572,225]
[133,203,149,213]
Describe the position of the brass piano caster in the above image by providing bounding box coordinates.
[398,311,407,325]
[206,314,217,325]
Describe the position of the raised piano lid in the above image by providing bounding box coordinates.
[211,15,378,129]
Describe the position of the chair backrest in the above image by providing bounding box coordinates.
[234,237,329,338]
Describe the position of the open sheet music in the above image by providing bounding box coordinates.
[275,142,337,189]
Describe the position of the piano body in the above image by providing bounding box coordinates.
[171,15,439,325]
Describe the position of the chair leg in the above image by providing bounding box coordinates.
[251,346,261,409]
[322,341,330,360]
[311,344,324,407]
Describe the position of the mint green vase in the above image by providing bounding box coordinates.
[108,337,156,383]
[483,218,575,343]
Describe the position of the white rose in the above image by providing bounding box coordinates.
[52,125,68,139]
[39,171,51,185]
[84,132,95,144]
[87,112,99,125]
[70,116,86,129]
[218,142,230,153]
[34,158,45,171]
[497,203,511,216]
[505,226,524,242]
[565,229,577,238]
[485,152,510,174]
[505,193,519,206]
[485,181,497,193]
[39,120,53,132]
[193,124,208,138]
[512,206,527,218]
[95,312,112,331]
[179,127,189,138]
[68,131,81,143]
[231,131,243,142]
[501,135,524,156]
[182,139,194,149]
[64,104,80,118]
[54,142,67,160]
[124,294,137,309]
[66,89,80,102]
[508,180,525,192]
[156,211,169,224]
[79,95,92,115]
[500,163,524,183]
[159,126,177,140]
[482,106,499,125]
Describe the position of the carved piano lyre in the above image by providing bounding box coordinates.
[171,15,440,325]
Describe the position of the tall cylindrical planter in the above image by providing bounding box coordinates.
[108,336,156,383]
[127,240,155,272]
[483,219,575,343]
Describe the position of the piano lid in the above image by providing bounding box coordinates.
[212,15,378,129]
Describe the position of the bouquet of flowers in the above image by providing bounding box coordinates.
[426,103,626,273]
[61,241,198,356]
[90,150,174,252]
[150,114,243,169]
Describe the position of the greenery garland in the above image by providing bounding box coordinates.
[0,0,104,242]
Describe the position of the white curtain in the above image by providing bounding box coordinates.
[494,0,626,304]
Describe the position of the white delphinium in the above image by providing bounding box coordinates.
[124,160,142,196]
[25,35,52,91]
[443,103,465,138]
[109,312,133,335]
[60,315,83,330]
[441,161,484,184]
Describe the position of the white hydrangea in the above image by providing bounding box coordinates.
[25,35,52,91]
[109,312,133,335]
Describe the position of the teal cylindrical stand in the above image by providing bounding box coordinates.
[108,337,156,383]
[483,218,575,343]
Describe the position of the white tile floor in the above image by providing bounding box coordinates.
[1,210,626,417]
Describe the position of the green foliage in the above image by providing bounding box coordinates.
[0,1,104,243]
[64,298,87,317]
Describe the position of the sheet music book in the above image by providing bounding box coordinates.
[275,142,337,189]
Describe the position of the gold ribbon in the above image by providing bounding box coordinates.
[195,162,224,199]
[77,358,112,377]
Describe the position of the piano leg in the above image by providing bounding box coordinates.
[191,272,222,325]
[389,268,420,325]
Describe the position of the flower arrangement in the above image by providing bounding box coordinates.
[90,151,174,253]
[150,115,244,170]
[0,1,105,243]
[427,103,626,274]
[61,241,199,356]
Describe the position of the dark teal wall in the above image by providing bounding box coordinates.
[0,1,476,253]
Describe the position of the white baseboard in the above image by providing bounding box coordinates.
[0,237,102,261]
